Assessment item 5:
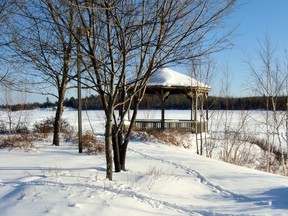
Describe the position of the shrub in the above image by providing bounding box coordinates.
[33,117,73,134]
[63,130,76,142]
[0,121,7,134]
[14,122,30,134]
[0,134,37,151]
[33,117,54,134]
[82,132,104,154]
[0,120,30,134]
[60,119,73,133]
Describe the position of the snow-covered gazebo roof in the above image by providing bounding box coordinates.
[145,68,211,94]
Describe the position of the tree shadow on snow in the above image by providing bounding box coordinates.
[255,187,288,209]
[0,166,106,172]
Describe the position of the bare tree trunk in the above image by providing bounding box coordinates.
[119,102,140,171]
[53,87,66,146]
[105,108,114,180]
[205,95,209,157]
[112,126,121,172]
[53,105,62,146]
[266,96,271,172]
[113,85,126,172]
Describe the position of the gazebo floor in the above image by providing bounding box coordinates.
[134,119,207,133]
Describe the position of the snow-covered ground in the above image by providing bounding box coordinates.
[0,109,288,215]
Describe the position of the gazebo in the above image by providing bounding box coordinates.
[134,68,211,133]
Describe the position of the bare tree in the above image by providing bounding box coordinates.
[0,1,18,86]
[189,57,215,156]
[72,0,237,180]
[208,66,253,165]
[0,0,17,45]
[214,66,234,161]
[1,87,28,133]
[248,35,288,175]
[7,0,79,146]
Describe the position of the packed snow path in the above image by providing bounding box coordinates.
[1,138,288,215]
[129,142,248,201]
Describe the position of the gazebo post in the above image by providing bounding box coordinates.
[195,91,199,154]
[161,90,165,130]
[187,91,194,121]
[160,90,170,130]
[194,91,198,133]
[205,92,209,132]
[190,92,195,121]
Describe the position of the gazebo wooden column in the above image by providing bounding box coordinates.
[187,91,195,121]
[160,90,170,130]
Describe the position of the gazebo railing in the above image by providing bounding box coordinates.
[134,119,207,133]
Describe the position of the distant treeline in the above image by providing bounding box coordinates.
[1,95,288,111]
[140,95,288,110]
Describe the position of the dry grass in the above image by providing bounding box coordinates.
[147,129,188,146]
[0,133,40,151]
[82,132,104,154]
[63,130,77,142]
[145,165,164,178]
[132,129,191,148]
[247,135,284,162]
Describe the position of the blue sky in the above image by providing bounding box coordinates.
[211,0,288,97]
[6,0,288,103]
